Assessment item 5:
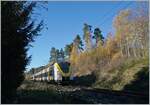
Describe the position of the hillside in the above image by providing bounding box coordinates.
[92,57,149,94]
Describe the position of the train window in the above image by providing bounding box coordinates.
[58,62,70,73]
[49,70,53,76]
[45,72,48,77]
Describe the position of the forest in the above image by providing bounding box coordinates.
[1,1,149,104]
[46,3,149,91]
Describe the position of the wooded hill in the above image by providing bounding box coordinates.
[27,3,149,93]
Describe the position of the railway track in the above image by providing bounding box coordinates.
[48,82,149,103]
[19,80,149,104]
[82,88,149,98]
[69,87,149,104]
[33,80,149,99]
[82,88,149,99]
[48,81,149,99]
[69,88,149,104]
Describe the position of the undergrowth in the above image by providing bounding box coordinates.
[93,57,149,92]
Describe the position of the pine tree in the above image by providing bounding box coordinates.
[93,28,104,47]
[64,43,73,58]
[50,47,57,62]
[74,35,84,52]
[55,49,60,62]
[2,1,43,103]
[59,48,65,61]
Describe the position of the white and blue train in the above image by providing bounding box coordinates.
[32,61,74,82]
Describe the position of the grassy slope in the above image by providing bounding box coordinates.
[93,57,149,93]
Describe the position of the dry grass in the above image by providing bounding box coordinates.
[93,57,149,92]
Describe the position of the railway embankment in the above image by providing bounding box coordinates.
[15,80,148,104]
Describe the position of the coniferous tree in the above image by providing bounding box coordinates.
[74,35,84,52]
[50,47,65,62]
[50,47,56,62]
[60,48,65,61]
[56,49,60,61]
[64,43,73,58]
[93,28,104,47]
[2,1,43,103]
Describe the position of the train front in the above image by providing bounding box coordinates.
[53,61,73,82]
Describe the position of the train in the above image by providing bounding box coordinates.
[31,61,74,82]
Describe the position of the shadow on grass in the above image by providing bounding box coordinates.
[16,89,90,104]
[123,66,149,95]
[17,89,67,104]
[71,72,96,87]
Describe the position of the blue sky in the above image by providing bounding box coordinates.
[27,1,140,71]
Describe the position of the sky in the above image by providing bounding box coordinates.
[26,1,141,71]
